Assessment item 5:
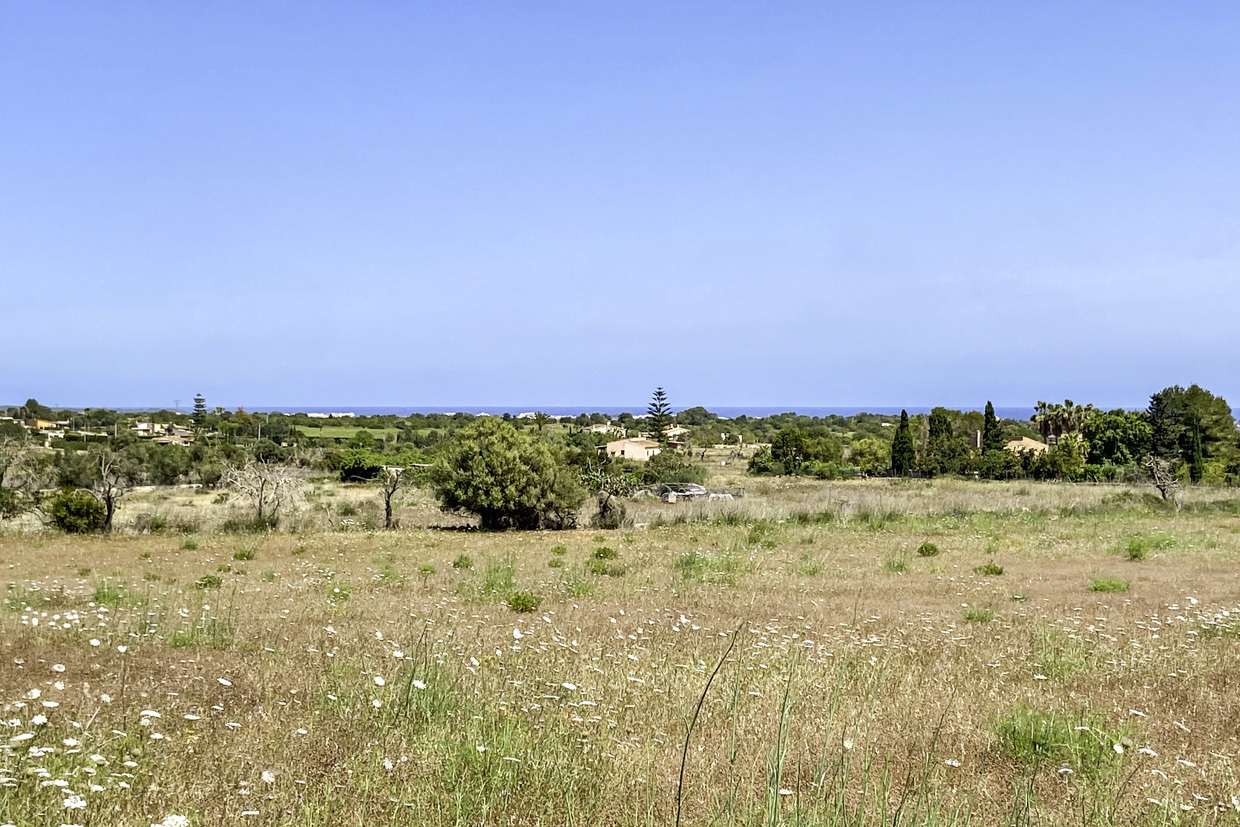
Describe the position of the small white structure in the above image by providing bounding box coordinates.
[604,437,662,461]
[585,422,625,436]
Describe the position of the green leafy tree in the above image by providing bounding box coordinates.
[891,410,916,476]
[1148,386,1234,470]
[337,449,385,482]
[1032,433,1087,480]
[532,412,552,432]
[747,446,782,476]
[982,401,1005,451]
[770,429,809,471]
[1081,409,1151,466]
[646,388,673,441]
[923,407,967,475]
[848,437,890,475]
[641,449,706,485]
[21,398,51,421]
[429,418,586,530]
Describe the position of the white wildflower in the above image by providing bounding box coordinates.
[152,817,190,827]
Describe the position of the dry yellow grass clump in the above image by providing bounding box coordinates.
[2,479,1240,826]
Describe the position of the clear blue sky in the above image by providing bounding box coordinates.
[3,3,1238,411]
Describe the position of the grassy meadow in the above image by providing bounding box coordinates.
[3,478,1240,826]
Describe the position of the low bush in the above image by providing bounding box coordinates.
[47,488,105,534]
[916,541,940,557]
[883,557,909,574]
[993,705,1130,781]
[506,590,543,613]
[1120,533,1175,561]
[1089,576,1130,593]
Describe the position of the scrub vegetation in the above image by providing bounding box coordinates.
[3,387,1240,824]
[3,477,1240,826]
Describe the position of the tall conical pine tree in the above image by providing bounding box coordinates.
[646,387,673,442]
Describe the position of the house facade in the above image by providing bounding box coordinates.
[604,437,662,461]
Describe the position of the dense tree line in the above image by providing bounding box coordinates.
[4,383,1238,535]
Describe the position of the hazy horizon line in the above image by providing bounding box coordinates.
[3,401,1119,414]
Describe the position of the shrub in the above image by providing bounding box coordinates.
[0,487,26,519]
[479,560,516,596]
[506,590,543,613]
[592,546,618,560]
[194,574,223,590]
[452,554,474,570]
[883,557,908,574]
[233,547,257,561]
[133,512,168,533]
[180,538,199,551]
[642,449,707,485]
[548,557,566,569]
[92,581,127,607]
[47,488,105,534]
[993,705,1129,781]
[562,570,594,597]
[964,607,994,623]
[550,545,567,556]
[975,563,1004,576]
[1120,533,1175,561]
[586,558,626,577]
[1089,576,1130,593]
[916,541,940,557]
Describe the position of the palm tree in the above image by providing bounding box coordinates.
[532,412,551,432]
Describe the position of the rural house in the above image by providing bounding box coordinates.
[1004,436,1049,455]
[604,437,662,461]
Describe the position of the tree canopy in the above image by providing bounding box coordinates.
[429,418,586,530]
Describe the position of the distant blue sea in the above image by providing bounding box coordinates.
[253,405,1037,421]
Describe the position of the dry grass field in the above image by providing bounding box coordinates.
[3,478,1240,826]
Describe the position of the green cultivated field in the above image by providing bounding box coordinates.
[3,478,1240,826]
[295,425,401,440]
